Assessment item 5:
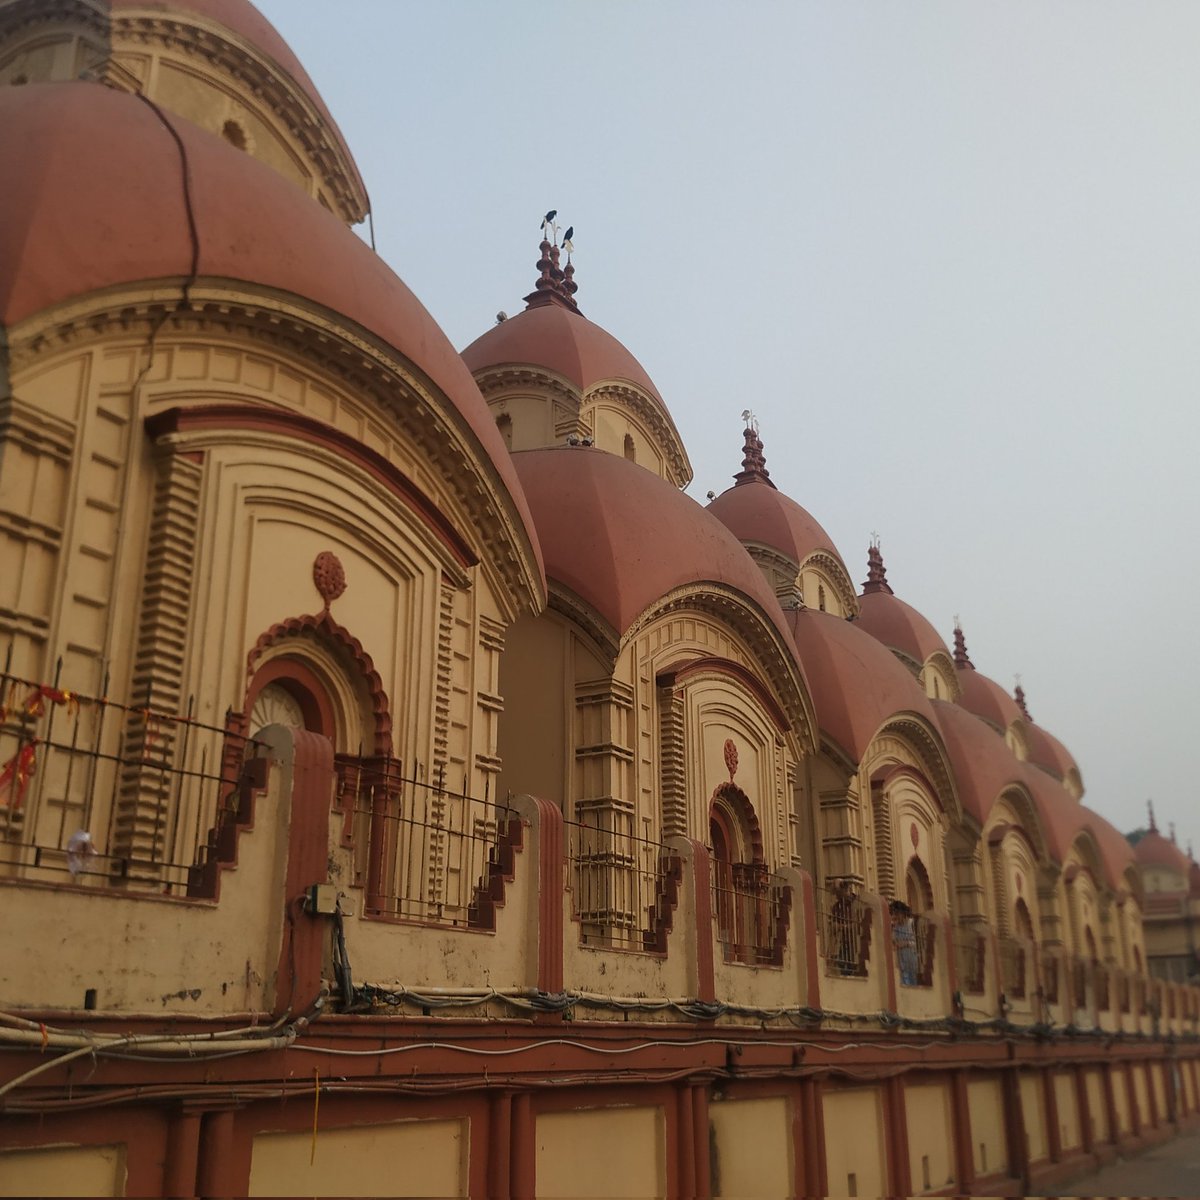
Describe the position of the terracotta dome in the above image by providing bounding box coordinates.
[511,446,800,657]
[0,81,542,588]
[956,668,1023,735]
[462,302,662,401]
[1025,722,1080,786]
[1135,829,1191,876]
[1084,808,1137,892]
[707,429,848,576]
[931,699,1028,826]
[787,609,934,763]
[856,593,949,668]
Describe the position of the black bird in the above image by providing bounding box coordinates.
[542,209,557,228]
[563,225,574,243]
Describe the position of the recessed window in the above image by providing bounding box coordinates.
[817,584,826,612]
[623,433,636,462]
[496,413,513,449]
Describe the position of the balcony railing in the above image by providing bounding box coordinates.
[0,663,248,895]
[565,811,681,953]
[710,861,791,966]
[954,926,987,994]
[998,937,1027,999]
[339,755,521,929]
[815,885,872,978]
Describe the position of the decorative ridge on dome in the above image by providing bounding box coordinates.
[1014,680,1031,721]
[861,538,893,596]
[1148,798,1158,833]
[732,411,776,489]
[953,621,974,670]
[523,211,581,315]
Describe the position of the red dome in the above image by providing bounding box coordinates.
[0,82,542,591]
[931,699,1026,826]
[856,591,949,668]
[511,447,800,659]
[1135,830,1191,875]
[103,1,365,210]
[707,480,847,576]
[787,610,934,763]
[956,668,1023,734]
[462,303,662,401]
[1025,722,1080,786]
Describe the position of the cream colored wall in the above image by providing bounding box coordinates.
[822,1086,886,1199]
[589,402,666,479]
[1084,1067,1109,1144]
[904,1080,955,1193]
[247,1118,468,1198]
[1054,1071,1082,1151]
[490,391,564,453]
[967,1076,1008,1178]
[0,1143,126,1199]
[535,1106,664,1199]
[709,1096,792,1198]
[1113,1066,1132,1134]
[1019,1071,1047,1162]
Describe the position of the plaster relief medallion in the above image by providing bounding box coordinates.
[313,551,347,609]
[723,738,738,781]
[910,822,919,849]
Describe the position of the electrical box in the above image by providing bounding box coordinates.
[305,883,338,915]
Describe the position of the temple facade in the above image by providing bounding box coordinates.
[0,3,1197,1197]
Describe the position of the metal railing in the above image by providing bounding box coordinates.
[340,755,521,929]
[710,861,791,966]
[954,926,987,994]
[894,913,936,988]
[565,811,681,952]
[998,937,1027,999]
[0,662,249,895]
[815,885,872,977]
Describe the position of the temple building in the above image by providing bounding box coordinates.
[1,2,1197,1197]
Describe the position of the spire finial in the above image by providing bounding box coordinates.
[1013,678,1031,721]
[1171,821,1177,845]
[953,621,974,670]
[733,411,775,488]
[523,211,581,313]
[861,538,893,596]
[1148,799,1157,833]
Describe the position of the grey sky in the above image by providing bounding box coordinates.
[259,0,1199,843]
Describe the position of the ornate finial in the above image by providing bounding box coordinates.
[1014,681,1031,721]
[952,622,974,670]
[861,539,893,596]
[733,414,775,488]
[524,212,581,313]
[313,551,347,612]
[1148,799,1157,833]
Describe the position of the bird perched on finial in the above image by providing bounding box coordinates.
[562,226,574,255]
[541,210,560,243]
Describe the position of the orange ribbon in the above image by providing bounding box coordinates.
[0,740,38,810]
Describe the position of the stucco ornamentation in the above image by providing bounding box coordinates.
[724,738,739,781]
[313,551,347,609]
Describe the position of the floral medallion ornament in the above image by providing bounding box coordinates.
[910,822,919,850]
[723,738,738,781]
[313,551,347,611]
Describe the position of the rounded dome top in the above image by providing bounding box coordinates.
[956,667,1023,735]
[707,427,848,576]
[1135,829,1191,876]
[0,81,542,597]
[1025,722,1080,786]
[510,446,800,657]
[931,699,1028,826]
[463,302,662,401]
[787,609,934,763]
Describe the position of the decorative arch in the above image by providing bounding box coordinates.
[904,855,933,913]
[245,609,392,755]
[709,782,765,866]
[871,715,960,824]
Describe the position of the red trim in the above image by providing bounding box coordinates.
[686,838,717,1004]
[692,1084,711,1199]
[656,656,791,734]
[145,404,478,569]
[489,1091,513,1200]
[245,610,393,756]
[677,1085,696,1199]
[245,657,337,741]
[164,1106,202,1199]
[884,1075,912,1194]
[951,1070,975,1192]
[800,870,823,1010]
[197,1108,236,1198]
[1043,1070,1062,1162]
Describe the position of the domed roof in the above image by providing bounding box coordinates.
[0,81,542,593]
[511,446,800,657]
[1025,722,1080,785]
[463,302,661,401]
[707,426,848,575]
[855,545,949,667]
[1083,808,1137,891]
[1135,828,1191,875]
[787,609,934,763]
[931,699,1027,826]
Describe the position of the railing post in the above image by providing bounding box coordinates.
[666,836,715,1005]
[509,795,564,994]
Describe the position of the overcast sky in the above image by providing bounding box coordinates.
[259,1,1199,844]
